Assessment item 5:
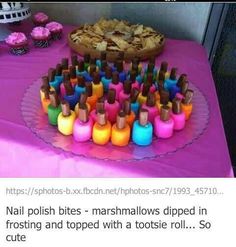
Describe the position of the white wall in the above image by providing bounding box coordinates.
[29,3,111,25]
[29,2,212,43]
[110,3,212,43]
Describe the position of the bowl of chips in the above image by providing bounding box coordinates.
[68,18,165,62]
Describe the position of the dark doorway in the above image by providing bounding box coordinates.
[211,4,236,175]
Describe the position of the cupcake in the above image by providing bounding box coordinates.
[5,32,29,55]
[31,27,51,48]
[33,12,49,27]
[46,21,63,40]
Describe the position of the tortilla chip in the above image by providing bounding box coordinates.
[114,21,127,32]
[110,36,130,50]
[93,23,104,36]
[96,41,107,51]
[142,36,157,49]
[144,27,154,32]
[80,36,92,47]
[107,45,121,51]
[134,25,143,35]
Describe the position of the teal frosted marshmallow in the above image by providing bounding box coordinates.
[131,102,140,116]
[75,85,86,98]
[55,75,63,84]
[96,60,102,69]
[101,77,112,93]
[132,120,153,146]
[76,70,88,78]
[49,79,61,92]
[165,78,177,91]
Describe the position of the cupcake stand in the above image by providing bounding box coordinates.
[0,2,31,41]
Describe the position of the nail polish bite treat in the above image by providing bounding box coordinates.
[177,74,187,88]
[109,71,123,99]
[48,91,62,125]
[129,70,140,90]
[114,51,125,70]
[154,105,174,138]
[155,80,164,102]
[130,88,140,116]
[119,80,132,106]
[181,89,194,120]
[131,63,142,83]
[147,57,157,75]
[88,57,98,74]
[171,98,185,130]
[132,109,153,146]
[175,80,189,100]
[157,89,172,111]
[138,82,150,105]
[90,97,106,122]
[111,111,130,147]
[71,55,78,70]
[85,63,96,82]
[131,57,141,73]
[165,68,178,90]
[85,82,97,110]
[40,76,53,101]
[60,72,70,98]
[181,80,189,95]
[76,60,87,77]
[41,85,51,113]
[61,58,69,74]
[48,68,57,92]
[142,92,159,124]
[55,63,63,84]
[99,60,108,78]
[157,70,166,86]
[92,109,111,145]
[75,92,91,116]
[174,74,188,100]
[75,76,86,98]
[101,66,112,92]
[83,53,90,71]
[63,80,79,109]
[170,81,182,101]
[58,100,76,135]
[73,104,93,142]
[116,59,126,82]
[96,51,107,69]
[144,62,156,82]
[159,61,169,79]
[69,66,77,86]
[123,99,135,127]
[92,71,104,98]
[141,73,156,93]
[105,89,120,124]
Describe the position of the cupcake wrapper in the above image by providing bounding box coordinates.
[33,40,50,48]
[10,46,29,56]
[51,32,62,41]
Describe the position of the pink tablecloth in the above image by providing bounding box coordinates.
[0,21,233,177]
